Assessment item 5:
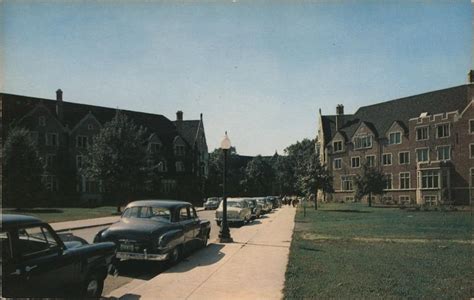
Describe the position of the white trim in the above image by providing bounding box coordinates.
[470,143,474,159]
[333,158,342,170]
[469,119,474,134]
[398,151,410,165]
[365,154,376,167]
[382,153,392,166]
[387,131,402,145]
[70,112,102,133]
[415,147,430,162]
[459,100,473,118]
[352,134,373,150]
[350,156,361,168]
[435,122,450,139]
[399,172,410,190]
[435,145,451,161]
[415,125,429,141]
[341,174,355,192]
[333,140,344,153]
[384,173,393,190]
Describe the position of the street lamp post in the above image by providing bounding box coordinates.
[219,132,233,243]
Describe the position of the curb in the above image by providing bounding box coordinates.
[55,222,117,233]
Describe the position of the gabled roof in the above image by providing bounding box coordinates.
[173,120,201,147]
[321,84,472,144]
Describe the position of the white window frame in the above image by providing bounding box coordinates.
[351,156,361,168]
[436,145,451,161]
[399,195,411,203]
[416,126,429,141]
[385,173,393,190]
[333,158,342,170]
[333,140,344,153]
[388,131,402,145]
[469,119,474,134]
[423,195,437,205]
[435,123,450,139]
[365,155,376,167]
[341,175,354,191]
[399,151,410,165]
[416,148,430,162]
[420,170,440,189]
[382,153,392,166]
[353,135,373,150]
[470,143,474,159]
[399,172,410,189]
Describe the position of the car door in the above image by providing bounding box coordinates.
[13,224,78,297]
[178,206,195,245]
[189,206,202,240]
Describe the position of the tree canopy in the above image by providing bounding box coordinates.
[354,164,387,207]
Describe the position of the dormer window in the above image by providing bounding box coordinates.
[333,140,343,152]
[353,135,372,150]
[150,143,162,153]
[174,145,185,156]
[388,132,401,145]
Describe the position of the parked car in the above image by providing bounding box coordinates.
[94,200,211,264]
[266,196,282,209]
[204,197,221,210]
[256,197,272,214]
[215,198,252,227]
[245,198,262,220]
[2,214,116,298]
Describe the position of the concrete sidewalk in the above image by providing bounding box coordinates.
[50,207,205,232]
[107,206,296,300]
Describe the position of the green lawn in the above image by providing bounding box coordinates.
[1,206,119,223]
[284,203,473,299]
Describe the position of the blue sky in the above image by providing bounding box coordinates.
[1,1,472,155]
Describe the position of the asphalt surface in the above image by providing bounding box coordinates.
[69,209,225,296]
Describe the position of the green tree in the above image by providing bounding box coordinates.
[3,127,44,208]
[82,111,150,212]
[354,164,387,207]
[241,155,274,196]
[298,153,333,210]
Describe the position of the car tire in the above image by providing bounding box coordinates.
[82,273,104,298]
[216,220,221,226]
[169,246,182,265]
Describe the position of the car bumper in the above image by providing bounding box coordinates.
[215,217,243,223]
[116,251,169,261]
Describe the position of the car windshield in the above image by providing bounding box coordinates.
[246,200,256,207]
[122,206,171,221]
[227,201,243,208]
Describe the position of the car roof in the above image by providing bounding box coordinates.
[2,214,44,227]
[125,200,192,209]
[227,197,247,201]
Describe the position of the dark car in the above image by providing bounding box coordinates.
[94,200,211,263]
[245,198,262,220]
[1,214,116,298]
[204,197,221,210]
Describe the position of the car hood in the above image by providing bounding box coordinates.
[102,218,173,241]
[216,207,243,213]
[63,240,86,249]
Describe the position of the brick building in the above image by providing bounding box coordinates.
[317,75,474,205]
[1,90,209,206]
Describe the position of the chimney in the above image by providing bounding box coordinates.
[56,89,64,122]
[176,110,183,121]
[469,70,474,83]
[335,104,344,131]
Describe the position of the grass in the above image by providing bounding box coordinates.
[284,203,473,299]
[1,206,119,223]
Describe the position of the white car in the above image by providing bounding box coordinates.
[215,198,252,227]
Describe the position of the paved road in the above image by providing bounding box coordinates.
[68,209,225,296]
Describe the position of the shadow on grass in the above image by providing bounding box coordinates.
[299,245,323,252]
[322,209,371,213]
[11,208,64,213]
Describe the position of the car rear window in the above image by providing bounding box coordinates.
[122,206,171,221]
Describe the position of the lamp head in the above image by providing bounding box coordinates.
[220,131,231,150]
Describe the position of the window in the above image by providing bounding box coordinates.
[437,146,451,161]
[351,157,360,168]
[388,132,401,145]
[366,155,376,167]
[45,154,56,168]
[18,226,59,257]
[436,123,450,138]
[399,195,411,204]
[416,148,429,162]
[45,132,58,146]
[29,131,39,144]
[400,172,410,189]
[382,153,392,166]
[423,195,437,205]
[76,155,83,169]
[353,135,373,149]
[399,152,410,164]
[161,179,176,193]
[39,116,46,126]
[420,170,439,189]
[150,143,162,153]
[333,141,343,152]
[333,158,342,170]
[158,160,168,172]
[87,124,94,130]
[175,161,185,172]
[179,207,190,221]
[470,144,474,159]
[470,120,474,134]
[441,170,449,188]
[416,126,429,141]
[42,175,59,192]
[341,176,353,191]
[76,135,88,148]
[174,145,185,156]
[385,174,393,190]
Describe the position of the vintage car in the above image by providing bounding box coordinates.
[266,196,282,209]
[94,200,211,263]
[215,198,252,227]
[204,197,221,210]
[256,197,272,214]
[245,198,262,220]
[1,214,116,298]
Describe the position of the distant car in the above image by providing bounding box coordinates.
[2,214,116,298]
[204,197,221,210]
[94,200,211,264]
[256,197,272,214]
[245,198,262,220]
[266,196,282,209]
[215,198,252,227]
